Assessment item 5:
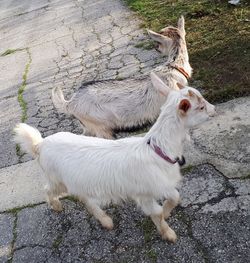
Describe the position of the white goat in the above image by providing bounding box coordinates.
[14,73,215,243]
[52,16,193,138]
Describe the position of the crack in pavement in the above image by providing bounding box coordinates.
[17,48,32,122]
[1,1,249,262]
[7,213,17,263]
[175,208,211,263]
[14,48,32,160]
[0,5,49,22]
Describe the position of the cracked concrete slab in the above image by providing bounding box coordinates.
[0,0,249,262]
[0,50,28,168]
[12,247,60,263]
[1,164,249,263]
[0,96,21,169]
[0,161,46,212]
[0,213,14,262]
[191,212,250,263]
[185,97,250,178]
[180,165,226,207]
[0,152,249,263]
[0,0,163,157]
[0,0,164,171]
[230,179,250,195]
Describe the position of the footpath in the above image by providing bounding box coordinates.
[0,1,249,262]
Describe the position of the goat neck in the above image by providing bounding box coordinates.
[144,93,187,161]
[167,35,192,83]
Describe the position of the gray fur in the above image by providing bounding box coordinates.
[52,17,192,138]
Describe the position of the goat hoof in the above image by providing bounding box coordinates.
[51,202,63,212]
[162,228,177,243]
[101,216,114,230]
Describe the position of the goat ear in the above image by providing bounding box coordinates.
[179,99,191,114]
[150,72,170,96]
[178,16,185,35]
[147,29,172,44]
[177,82,185,89]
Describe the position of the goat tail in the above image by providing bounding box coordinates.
[13,123,43,158]
[51,87,69,114]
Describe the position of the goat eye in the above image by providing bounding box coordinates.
[200,106,205,110]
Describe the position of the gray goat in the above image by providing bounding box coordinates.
[52,17,192,138]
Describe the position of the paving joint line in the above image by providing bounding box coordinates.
[175,208,211,263]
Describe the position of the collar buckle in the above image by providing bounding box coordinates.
[175,156,186,166]
[147,139,185,166]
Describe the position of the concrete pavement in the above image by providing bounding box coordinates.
[0,0,249,262]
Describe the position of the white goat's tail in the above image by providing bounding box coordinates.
[13,123,43,158]
[51,87,69,114]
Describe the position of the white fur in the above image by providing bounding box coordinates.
[14,124,42,158]
[14,74,215,242]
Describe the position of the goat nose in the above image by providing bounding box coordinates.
[209,111,216,117]
[208,106,216,117]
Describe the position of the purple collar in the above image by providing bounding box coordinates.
[147,139,186,166]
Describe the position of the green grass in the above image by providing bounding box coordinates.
[239,173,250,180]
[146,248,157,262]
[17,84,28,122]
[135,39,156,50]
[52,234,63,249]
[0,48,24,56]
[1,47,31,157]
[17,48,32,123]
[138,217,155,242]
[4,203,42,214]
[125,0,250,103]
[181,164,194,174]
[15,144,22,157]
[63,195,79,202]
[7,215,17,263]
[15,48,32,157]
